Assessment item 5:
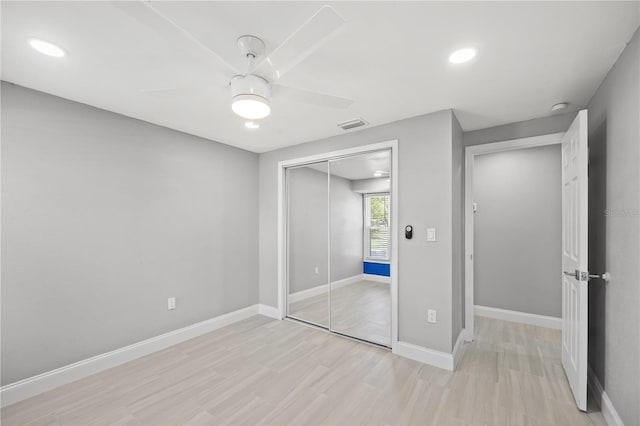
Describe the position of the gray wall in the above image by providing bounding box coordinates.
[586,27,640,426]
[451,114,464,347]
[461,106,578,329]
[260,110,459,353]
[464,111,578,147]
[351,177,390,194]
[1,83,259,385]
[330,171,364,282]
[287,167,362,294]
[473,145,562,317]
[287,167,328,294]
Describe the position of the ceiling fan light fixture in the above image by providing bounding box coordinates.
[230,74,271,120]
[232,94,271,120]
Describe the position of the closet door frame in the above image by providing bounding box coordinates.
[277,140,399,349]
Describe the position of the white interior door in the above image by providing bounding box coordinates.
[561,109,589,411]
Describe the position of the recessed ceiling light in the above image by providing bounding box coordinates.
[449,48,476,64]
[29,38,66,57]
[374,172,383,177]
[374,170,388,178]
[245,121,260,129]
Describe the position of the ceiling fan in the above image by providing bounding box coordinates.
[111,1,354,121]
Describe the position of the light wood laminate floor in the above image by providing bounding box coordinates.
[2,316,604,425]
[288,280,391,346]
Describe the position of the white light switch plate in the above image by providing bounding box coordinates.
[168,297,176,310]
[428,309,437,323]
[427,228,437,242]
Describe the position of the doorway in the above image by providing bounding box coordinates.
[464,132,565,339]
[464,110,591,411]
[277,141,398,348]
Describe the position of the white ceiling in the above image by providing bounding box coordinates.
[2,2,638,153]
[307,150,390,180]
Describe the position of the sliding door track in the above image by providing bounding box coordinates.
[285,316,391,350]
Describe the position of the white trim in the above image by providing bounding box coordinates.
[363,273,391,283]
[460,328,474,342]
[389,142,399,348]
[1,304,266,407]
[288,275,363,303]
[277,140,399,349]
[466,132,565,156]
[452,328,467,370]
[475,305,562,329]
[588,365,624,426]
[258,304,282,320]
[393,329,466,372]
[277,158,286,324]
[464,132,565,341]
[288,283,330,303]
[277,141,399,170]
[393,342,455,371]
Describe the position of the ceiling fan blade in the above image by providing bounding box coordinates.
[110,1,239,76]
[272,84,354,109]
[252,5,345,81]
[140,87,204,96]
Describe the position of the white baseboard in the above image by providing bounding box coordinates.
[288,275,363,303]
[363,273,391,283]
[392,329,467,372]
[474,305,562,329]
[588,365,624,426]
[258,304,281,319]
[393,341,455,371]
[452,328,467,370]
[0,304,266,407]
[461,328,475,342]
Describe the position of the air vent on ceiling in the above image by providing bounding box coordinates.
[337,118,368,130]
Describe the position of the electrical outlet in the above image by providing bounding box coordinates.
[167,297,176,310]
[427,228,437,242]
[428,309,437,323]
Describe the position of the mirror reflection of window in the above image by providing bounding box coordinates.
[365,194,390,261]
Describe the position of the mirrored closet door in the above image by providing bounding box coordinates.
[286,162,329,327]
[330,152,391,346]
[286,150,391,347]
